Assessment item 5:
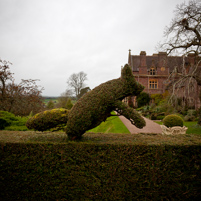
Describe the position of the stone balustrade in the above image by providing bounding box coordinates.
[160,125,188,135]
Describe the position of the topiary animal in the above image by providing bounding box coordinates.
[26,108,69,131]
[163,114,184,128]
[66,64,146,140]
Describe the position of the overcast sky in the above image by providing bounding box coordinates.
[0,0,185,96]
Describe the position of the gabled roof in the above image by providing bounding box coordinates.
[129,52,188,73]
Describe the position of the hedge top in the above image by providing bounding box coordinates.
[66,64,146,139]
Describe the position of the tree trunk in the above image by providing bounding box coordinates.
[197,88,201,126]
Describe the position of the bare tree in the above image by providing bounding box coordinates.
[161,0,201,56]
[0,59,44,116]
[67,71,87,99]
[159,0,201,117]
[0,59,13,100]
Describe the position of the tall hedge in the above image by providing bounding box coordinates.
[1,143,201,200]
[66,64,146,139]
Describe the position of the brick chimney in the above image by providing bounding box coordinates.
[139,51,147,74]
[128,49,132,67]
[158,52,167,67]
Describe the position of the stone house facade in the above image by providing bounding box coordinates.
[127,50,200,109]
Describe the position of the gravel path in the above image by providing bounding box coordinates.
[118,115,162,134]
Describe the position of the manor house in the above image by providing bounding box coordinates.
[127,50,200,109]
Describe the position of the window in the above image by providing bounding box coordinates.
[150,67,156,75]
[149,80,158,89]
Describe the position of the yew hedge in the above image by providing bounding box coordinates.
[1,143,201,200]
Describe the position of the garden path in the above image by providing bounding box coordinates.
[119,115,162,134]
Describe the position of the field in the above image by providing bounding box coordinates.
[43,97,59,105]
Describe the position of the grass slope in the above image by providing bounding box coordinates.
[87,112,130,134]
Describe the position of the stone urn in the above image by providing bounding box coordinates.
[160,125,188,135]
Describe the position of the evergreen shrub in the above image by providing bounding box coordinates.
[26,108,69,131]
[151,94,163,105]
[0,111,18,129]
[66,64,146,139]
[0,111,30,131]
[65,99,73,110]
[137,92,150,108]
[0,111,18,123]
[163,114,184,127]
[0,118,10,129]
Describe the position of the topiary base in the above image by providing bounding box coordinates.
[160,125,188,135]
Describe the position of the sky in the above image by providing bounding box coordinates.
[0,0,186,96]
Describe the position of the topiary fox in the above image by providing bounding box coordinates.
[66,64,146,140]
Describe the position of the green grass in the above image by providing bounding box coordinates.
[87,112,130,134]
[156,121,201,134]
[184,121,201,134]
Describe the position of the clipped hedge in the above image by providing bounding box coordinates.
[26,108,69,131]
[163,114,184,127]
[1,143,201,200]
[66,64,146,139]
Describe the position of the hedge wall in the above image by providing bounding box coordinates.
[1,143,201,200]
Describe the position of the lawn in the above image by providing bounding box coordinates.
[87,112,130,134]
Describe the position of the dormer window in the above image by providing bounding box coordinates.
[150,67,156,75]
